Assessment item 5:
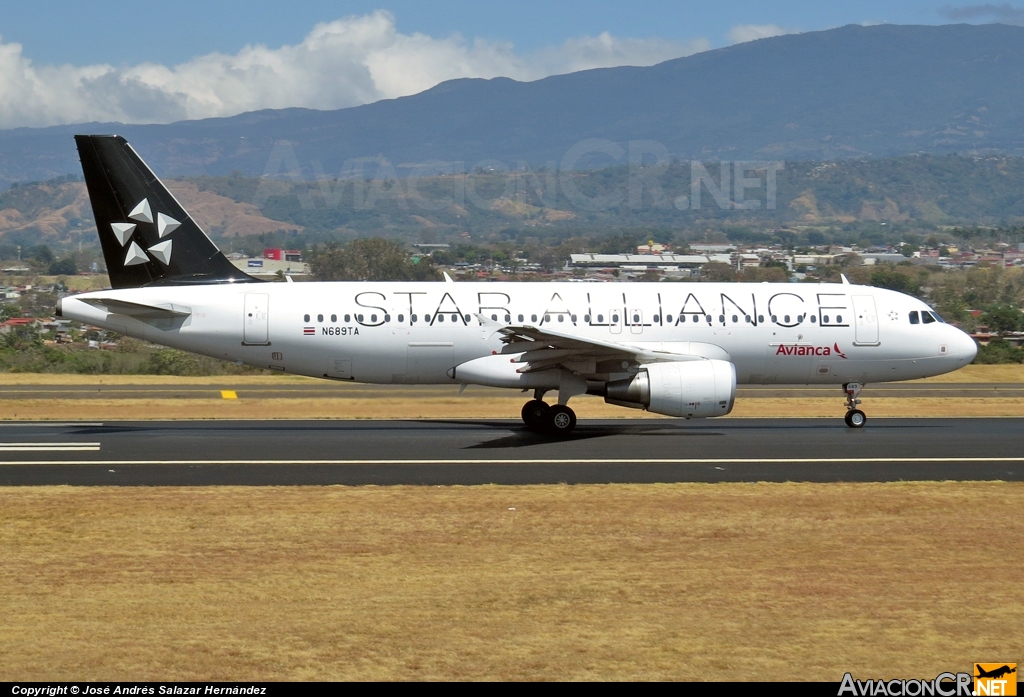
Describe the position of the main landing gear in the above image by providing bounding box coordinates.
[521,391,577,436]
[843,382,866,428]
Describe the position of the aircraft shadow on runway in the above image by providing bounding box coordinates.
[404,420,723,449]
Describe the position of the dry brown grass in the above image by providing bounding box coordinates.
[913,364,1024,383]
[3,364,1024,421]
[2,363,1023,386]
[0,373,318,385]
[1,483,1021,681]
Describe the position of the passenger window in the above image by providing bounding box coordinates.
[398,314,404,322]
[558,315,564,323]
[505,314,511,322]
[612,314,619,322]
[909,311,920,325]
[922,311,936,324]
[356,314,363,322]
[745,315,751,323]
[665,315,673,323]
[758,315,764,323]
[823,315,830,323]
[345,314,351,322]
[810,316,817,323]
[464,315,471,323]
[331,314,337,323]
[303,314,310,322]
[719,315,725,323]
[490,314,497,321]
[518,314,524,322]
[438,315,445,322]
[633,314,640,323]
[370,314,377,322]
[317,314,323,323]
[653,315,660,323]
[424,314,431,323]
[597,314,604,322]
[411,314,417,322]
[531,314,538,322]
[451,314,458,322]
[384,314,390,322]
[584,315,590,322]
[571,315,577,322]
[545,314,551,322]
[784,315,790,323]
[771,315,777,322]
[836,315,842,323]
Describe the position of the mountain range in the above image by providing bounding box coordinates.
[3,22,1024,189]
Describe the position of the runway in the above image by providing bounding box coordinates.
[1,418,1022,485]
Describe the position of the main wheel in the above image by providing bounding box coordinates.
[546,405,577,436]
[522,400,550,431]
[844,409,866,428]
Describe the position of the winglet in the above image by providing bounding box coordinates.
[841,274,851,285]
[474,312,504,329]
[443,272,454,283]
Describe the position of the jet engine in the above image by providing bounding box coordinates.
[604,359,736,418]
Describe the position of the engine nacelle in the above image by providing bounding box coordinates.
[605,359,736,418]
[449,353,559,389]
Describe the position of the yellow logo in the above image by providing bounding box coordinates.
[974,664,1017,696]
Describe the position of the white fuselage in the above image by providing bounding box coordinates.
[59,281,978,387]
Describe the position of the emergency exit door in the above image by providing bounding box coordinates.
[243,293,270,345]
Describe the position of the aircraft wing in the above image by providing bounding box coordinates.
[80,297,192,320]
[494,324,706,375]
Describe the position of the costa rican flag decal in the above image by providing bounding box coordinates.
[303,326,316,335]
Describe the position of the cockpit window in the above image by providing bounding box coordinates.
[909,311,920,325]
[921,311,936,324]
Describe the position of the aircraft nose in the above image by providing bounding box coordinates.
[952,327,978,364]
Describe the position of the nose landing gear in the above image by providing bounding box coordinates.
[843,382,866,428]
[521,390,577,435]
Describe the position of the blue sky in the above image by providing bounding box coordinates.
[0,1,1009,65]
[0,1,1021,128]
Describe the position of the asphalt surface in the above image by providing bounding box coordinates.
[1,418,1022,485]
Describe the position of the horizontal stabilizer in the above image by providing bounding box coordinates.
[80,297,192,320]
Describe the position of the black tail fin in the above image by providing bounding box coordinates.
[75,135,259,288]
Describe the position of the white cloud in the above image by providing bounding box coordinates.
[728,24,793,44]
[0,11,709,129]
[533,32,711,75]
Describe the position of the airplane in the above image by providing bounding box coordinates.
[976,665,1016,680]
[56,135,979,435]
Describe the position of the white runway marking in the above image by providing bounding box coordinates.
[0,442,101,452]
[1,456,1023,465]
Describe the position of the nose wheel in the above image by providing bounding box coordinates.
[843,383,866,428]
[521,399,577,435]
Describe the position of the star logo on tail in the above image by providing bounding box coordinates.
[110,198,180,267]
